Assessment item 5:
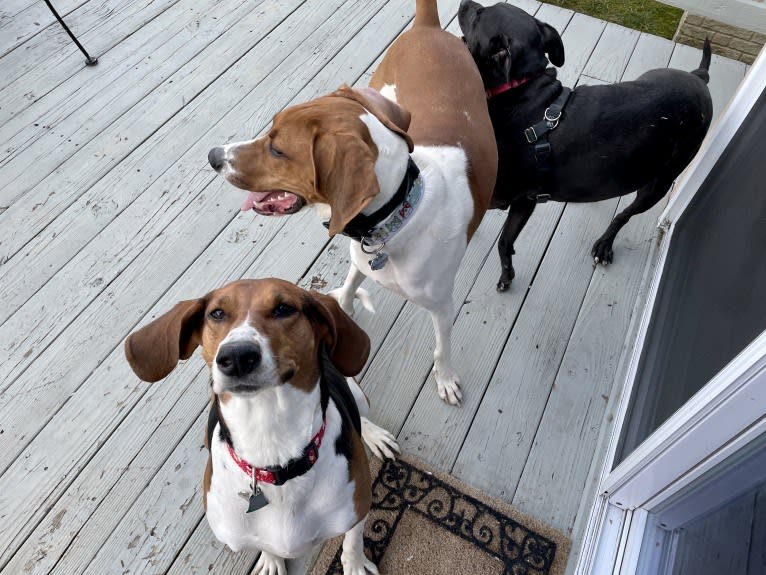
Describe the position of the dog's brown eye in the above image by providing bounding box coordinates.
[272,303,296,318]
[269,142,285,158]
[209,308,226,321]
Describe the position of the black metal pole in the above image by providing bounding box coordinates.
[43,0,98,66]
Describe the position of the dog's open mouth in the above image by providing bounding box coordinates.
[241,190,305,216]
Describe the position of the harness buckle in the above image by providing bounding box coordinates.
[534,142,552,174]
[524,127,538,143]
[544,106,561,129]
[535,142,552,161]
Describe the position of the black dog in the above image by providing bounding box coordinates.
[458,0,713,291]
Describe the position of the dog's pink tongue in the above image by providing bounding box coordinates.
[241,192,268,212]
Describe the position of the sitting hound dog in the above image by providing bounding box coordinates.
[207,0,498,405]
[125,278,399,575]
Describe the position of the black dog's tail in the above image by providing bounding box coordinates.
[692,38,712,84]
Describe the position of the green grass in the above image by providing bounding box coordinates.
[542,0,684,39]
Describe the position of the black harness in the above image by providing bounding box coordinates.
[523,87,572,202]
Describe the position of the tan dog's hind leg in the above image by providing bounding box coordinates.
[340,517,378,575]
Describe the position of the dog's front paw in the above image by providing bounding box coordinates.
[591,238,614,266]
[433,366,462,406]
[328,287,375,316]
[328,287,357,317]
[253,551,286,575]
[361,417,400,460]
[497,267,515,292]
[341,554,379,575]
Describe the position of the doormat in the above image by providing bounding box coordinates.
[310,454,570,575]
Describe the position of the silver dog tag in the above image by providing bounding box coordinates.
[369,251,389,271]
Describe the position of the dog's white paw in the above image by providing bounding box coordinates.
[361,417,400,460]
[341,554,379,575]
[253,551,286,575]
[433,366,463,406]
[354,288,375,313]
[328,287,375,317]
[328,287,356,317]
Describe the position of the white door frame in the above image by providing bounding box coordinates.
[576,47,766,575]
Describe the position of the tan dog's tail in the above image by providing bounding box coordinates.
[413,0,440,28]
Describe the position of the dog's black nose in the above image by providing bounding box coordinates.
[208,147,225,171]
[216,342,262,378]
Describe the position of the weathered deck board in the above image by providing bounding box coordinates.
[0,1,747,574]
[0,0,86,58]
[0,0,185,124]
[0,0,316,300]
[582,22,640,82]
[669,42,748,121]
[512,194,670,533]
[0,0,266,203]
[510,34,681,536]
[556,13,607,86]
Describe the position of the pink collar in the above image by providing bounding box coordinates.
[486,76,532,99]
[226,417,327,485]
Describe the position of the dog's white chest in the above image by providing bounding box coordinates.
[205,422,359,558]
[350,146,473,306]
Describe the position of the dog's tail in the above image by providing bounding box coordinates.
[691,38,712,84]
[413,0,440,28]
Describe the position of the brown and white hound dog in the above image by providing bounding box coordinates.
[208,0,498,405]
[125,279,398,575]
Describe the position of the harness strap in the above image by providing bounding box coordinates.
[523,88,572,202]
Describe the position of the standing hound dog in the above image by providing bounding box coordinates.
[125,279,399,575]
[459,0,712,291]
[207,0,497,405]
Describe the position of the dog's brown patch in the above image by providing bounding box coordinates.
[350,431,372,520]
[202,455,213,510]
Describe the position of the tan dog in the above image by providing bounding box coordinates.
[208,0,497,405]
[125,279,398,575]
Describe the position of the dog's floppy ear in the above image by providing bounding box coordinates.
[489,34,513,83]
[332,85,414,152]
[125,298,206,382]
[536,19,565,67]
[312,129,380,237]
[307,290,370,376]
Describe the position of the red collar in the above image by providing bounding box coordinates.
[226,417,327,485]
[486,76,532,99]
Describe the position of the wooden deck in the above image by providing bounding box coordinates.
[0,0,749,573]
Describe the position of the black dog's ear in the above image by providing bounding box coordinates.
[489,34,513,82]
[536,20,565,67]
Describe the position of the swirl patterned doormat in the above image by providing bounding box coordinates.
[310,455,570,575]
